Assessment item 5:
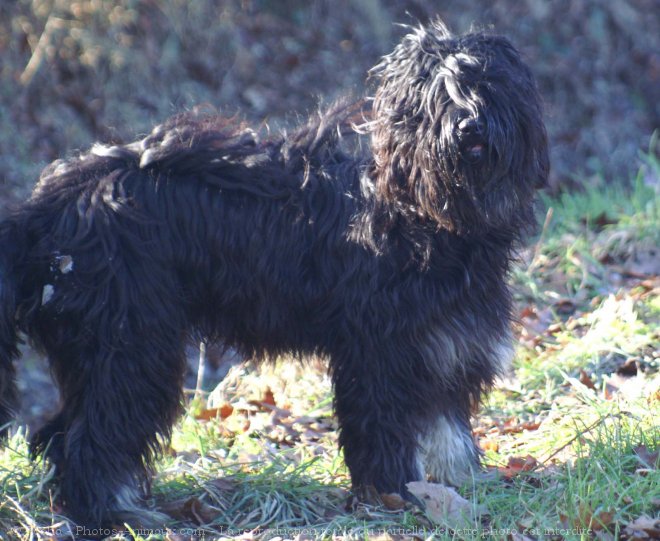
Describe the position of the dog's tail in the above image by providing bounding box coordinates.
[0,220,22,436]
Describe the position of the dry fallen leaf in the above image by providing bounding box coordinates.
[553,298,577,315]
[407,481,487,527]
[498,455,539,479]
[579,369,597,390]
[590,508,615,532]
[380,492,407,510]
[633,445,659,469]
[624,515,660,539]
[195,403,234,421]
[480,437,499,452]
[501,418,541,434]
[262,387,276,406]
[159,496,219,524]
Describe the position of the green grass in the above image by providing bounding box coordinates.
[1,161,658,540]
[514,144,660,307]
[544,137,659,241]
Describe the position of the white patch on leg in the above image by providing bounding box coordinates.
[421,325,515,380]
[418,416,478,486]
[491,332,515,376]
[112,484,142,512]
[111,483,170,527]
[415,326,514,484]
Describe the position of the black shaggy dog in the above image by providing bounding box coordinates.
[0,20,548,527]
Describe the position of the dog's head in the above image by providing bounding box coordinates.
[369,19,549,235]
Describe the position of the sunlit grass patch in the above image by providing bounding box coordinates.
[515,148,659,307]
[471,394,659,536]
[515,293,658,389]
[0,430,70,539]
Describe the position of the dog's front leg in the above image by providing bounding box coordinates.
[330,342,428,502]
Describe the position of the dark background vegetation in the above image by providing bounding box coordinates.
[0,0,658,206]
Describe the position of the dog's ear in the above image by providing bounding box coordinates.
[366,23,459,230]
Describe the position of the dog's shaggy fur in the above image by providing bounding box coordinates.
[0,20,548,527]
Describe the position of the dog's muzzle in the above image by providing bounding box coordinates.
[457,117,486,163]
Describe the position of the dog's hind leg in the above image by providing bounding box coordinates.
[34,325,186,527]
[32,328,187,527]
[29,257,188,527]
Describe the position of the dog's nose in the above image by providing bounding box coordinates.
[457,117,484,136]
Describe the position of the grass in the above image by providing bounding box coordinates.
[1,159,658,540]
[514,141,660,306]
